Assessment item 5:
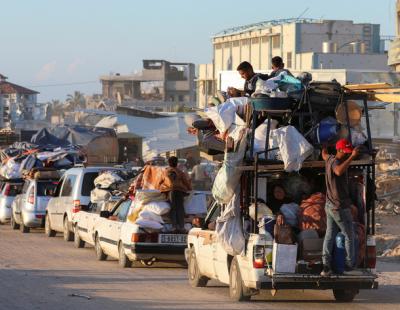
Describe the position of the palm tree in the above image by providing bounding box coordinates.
[66,91,86,110]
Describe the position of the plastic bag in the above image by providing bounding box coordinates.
[280,203,299,227]
[90,188,112,203]
[138,210,164,223]
[253,119,279,157]
[135,218,163,230]
[271,126,313,172]
[212,115,248,204]
[249,202,273,221]
[135,190,167,205]
[143,201,171,215]
[216,190,245,256]
[94,171,124,189]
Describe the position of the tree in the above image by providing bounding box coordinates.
[66,91,86,110]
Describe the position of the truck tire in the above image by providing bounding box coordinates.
[188,248,208,287]
[118,242,132,268]
[229,258,251,301]
[45,214,56,237]
[333,289,358,302]
[74,226,85,248]
[63,217,74,242]
[95,234,107,261]
[10,213,19,230]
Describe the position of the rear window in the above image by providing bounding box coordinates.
[81,172,100,196]
[4,183,23,196]
[37,181,59,196]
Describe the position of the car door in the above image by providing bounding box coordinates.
[84,203,103,245]
[196,202,220,278]
[55,174,77,230]
[100,200,131,258]
[14,181,29,222]
[47,176,64,230]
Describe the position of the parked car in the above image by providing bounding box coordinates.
[45,166,121,241]
[94,198,188,268]
[11,178,59,233]
[72,197,120,248]
[0,180,24,224]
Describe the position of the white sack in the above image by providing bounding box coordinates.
[138,210,164,223]
[184,192,207,214]
[143,201,171,216]
[271,126,313,172]
[351,127,367,147]
[249,202,273,221]
[0,159,22,179]
[94,171,124,189]
[216,190,245,256]
[212,114,248,204]
[253,119,279,158]
[135,218,163,230]
[205,97,247,133]
[280,203,300,227]
[90,188,111,203]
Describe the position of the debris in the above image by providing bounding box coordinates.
[68,293,91,300]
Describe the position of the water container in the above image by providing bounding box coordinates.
[316,117,339,144]
[332,232,345,274]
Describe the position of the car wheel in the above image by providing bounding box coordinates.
[95,234,107,261]
[333,289,358,302]
[229,258,251,301]
[74,226,85,248]
[10,213,19,230]
[188,248,209,287]
[45,214,56,237]
[63,217,74,242]
[118,242,132,268]
[19,216,30,234]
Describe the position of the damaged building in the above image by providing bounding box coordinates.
[100,60,196,110]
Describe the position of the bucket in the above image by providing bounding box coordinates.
[316,117,339,144]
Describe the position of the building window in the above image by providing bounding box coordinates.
[215,43,222,50]
[272,35,280,49]
[224,42,231,49]
[286,52,292,69]
[241,39,250,46]
[178,95,184,102]
[233,41,240,47]
[261,36,268,43]
[207,80,213,95]
[251,37,260,44]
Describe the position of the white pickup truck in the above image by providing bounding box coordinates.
[186,201,378,302]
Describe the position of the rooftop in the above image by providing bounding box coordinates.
[0,81,39,95]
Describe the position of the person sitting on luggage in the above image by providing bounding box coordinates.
[320,139,360,277]
[269,184,291,225]
[268,56,293,79]
[234,61,269,97]
[159,156,192,233]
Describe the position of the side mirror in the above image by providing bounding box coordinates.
[100,211,110,218]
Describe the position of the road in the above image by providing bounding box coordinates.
[0,225,399,310]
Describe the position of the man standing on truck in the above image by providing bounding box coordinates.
[321,139,360,277]
[159,156,192,233]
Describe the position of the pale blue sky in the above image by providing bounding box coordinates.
[0,0,396,101]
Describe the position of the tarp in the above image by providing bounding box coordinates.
[31,125,117,148]
[96,114,197,160]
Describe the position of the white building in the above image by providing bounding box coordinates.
[0,74,39,128]
[198,18,389,108]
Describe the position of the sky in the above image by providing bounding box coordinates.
[0,0,397,102]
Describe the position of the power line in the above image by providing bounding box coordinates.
[27,80,98,88]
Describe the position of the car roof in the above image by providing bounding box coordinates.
[64,166,121,175]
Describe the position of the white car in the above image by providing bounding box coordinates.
[72,198,120,248]
[93,198,187,267]
[187,202,378,302]
[45,166,121,241]
[0,180,24,224]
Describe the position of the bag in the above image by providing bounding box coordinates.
[143,201,171,215]
[135,190,167,205]
[91,188,111,203]
[280,203,299,227]
[138,210,164,223]
[274,224,295,245]
[135,218,163,230]
[299,193,327,237]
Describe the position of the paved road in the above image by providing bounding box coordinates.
[0,225,399,310]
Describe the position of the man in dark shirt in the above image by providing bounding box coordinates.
[321,139,360,276]
[236,61,268,97]
[268,56,293,79]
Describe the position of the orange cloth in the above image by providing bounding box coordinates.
[158,167,192,193]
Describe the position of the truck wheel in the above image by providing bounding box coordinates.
[74,226,85,248]
[95,235,107,261]
[63,217,74,242]
[188,248,208,287]
[118,242,132,268]
[333,289,358,302]
[19,218,30,234]
[229,258,251,301]
[10,213,19,230]
[45,214,56,237]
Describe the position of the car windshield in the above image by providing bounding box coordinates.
[37,181,59,196]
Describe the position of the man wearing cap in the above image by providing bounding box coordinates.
[320,139,360,276]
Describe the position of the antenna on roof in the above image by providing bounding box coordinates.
[296,7,310,21]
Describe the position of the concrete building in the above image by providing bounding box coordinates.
[198,18,389,108]
[389,0,400,70]
[0,74,39,128]
[100,60,196,110]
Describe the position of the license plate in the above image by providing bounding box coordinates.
[158,234,187,244]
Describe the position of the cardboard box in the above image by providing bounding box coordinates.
[272,242,298,273]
